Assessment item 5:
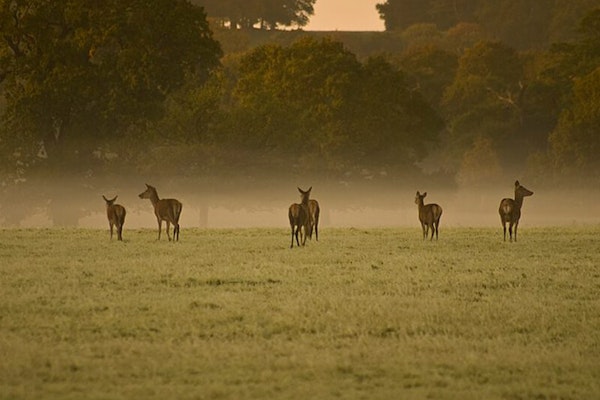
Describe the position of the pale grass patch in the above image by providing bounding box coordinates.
[0,226,599,399]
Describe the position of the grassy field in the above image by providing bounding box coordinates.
[1,226,599,399]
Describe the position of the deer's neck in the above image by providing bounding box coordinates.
[514,194,524,209]
[148,191,161,206]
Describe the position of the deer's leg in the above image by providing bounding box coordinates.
[508,222,514,242]
[157,219,162,240]
[166,221,172,241]
[295,225,300,247]
[514,221,519,242]
[315,220,319,241]
[117,224,123,241]
[109,222,114,240]
[301,225,307,246]
[502,221,507,241]
[174,224,180,241]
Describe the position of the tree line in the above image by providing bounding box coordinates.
[376,0,599,49]
[192,0,316,30]
[1,1,599,188]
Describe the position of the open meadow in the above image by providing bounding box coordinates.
[1,226,599,399]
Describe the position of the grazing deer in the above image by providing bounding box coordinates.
[308,198,320,241]
[138,184,183,241]
[415,191,443,241]
[499,180,533,242]
[289,187,311,248]
[102,195,126,241]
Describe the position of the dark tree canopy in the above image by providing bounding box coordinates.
[0,0,222,162]
[226,37,442,168]
[376,0,599,49]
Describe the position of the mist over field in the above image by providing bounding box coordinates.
[2,174,599,230]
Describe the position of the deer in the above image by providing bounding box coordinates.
[289,187,311,248]
[415,191,443,241]
[138,184,183,241]
[499,180,533,242]
[308,197,320,241]
[102,195,126,241]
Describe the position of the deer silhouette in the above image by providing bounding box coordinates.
[102,195,126,241]
[415,191,443,240]
[499,180,533,242]
[138,184,182,241]
[289,187,311,248]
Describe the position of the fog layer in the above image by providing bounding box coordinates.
[2,175,598,230]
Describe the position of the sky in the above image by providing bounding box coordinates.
[305,0,384,31]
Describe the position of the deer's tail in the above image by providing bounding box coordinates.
[175,202,183,224]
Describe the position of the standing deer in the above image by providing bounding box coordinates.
[289,187,311,248]
[102,195,126,241]
[308,197,320,241]
[415,191,443,240]
[499,180,533,242]
[138,184,183,241]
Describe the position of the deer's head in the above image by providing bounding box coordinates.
[415,191,427,205]
[103,195,117,206]
[298,187,312,205]
[514,181,533,198]
[138,184,156,199]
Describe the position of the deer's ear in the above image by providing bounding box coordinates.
[423,192,427,197]
[416,191,420,196]
[515,180,520,187]
[102,195,108,202]
[297,187,303,194]
[146,183,151,188]
[307,186,312,192]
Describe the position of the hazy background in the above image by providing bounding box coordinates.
[1,1,599,231]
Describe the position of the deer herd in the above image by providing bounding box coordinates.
[103,180,533,245]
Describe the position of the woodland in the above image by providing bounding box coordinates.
[0,0,599,189]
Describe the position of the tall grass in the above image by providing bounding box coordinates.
[1,227,599,399]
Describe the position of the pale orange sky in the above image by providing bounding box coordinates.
[306,0,384,31]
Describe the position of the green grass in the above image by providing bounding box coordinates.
[1,227,599,399]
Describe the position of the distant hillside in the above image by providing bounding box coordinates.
[213,28,406,59]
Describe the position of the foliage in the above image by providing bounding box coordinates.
[441,41,525,165]
[548,67,600,175]
[398,45,458,108]
[531,8,600,181]
[1,2,600,185]
[376,0,598,49]
[224,37,442,170]
[0,0,222,166]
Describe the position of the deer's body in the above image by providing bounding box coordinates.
[102,195,126,241]
[415,191,443,241]
[308,198,320,241]
[139,184,182,241]
[499,180,533,242]
[289,187,311,248]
